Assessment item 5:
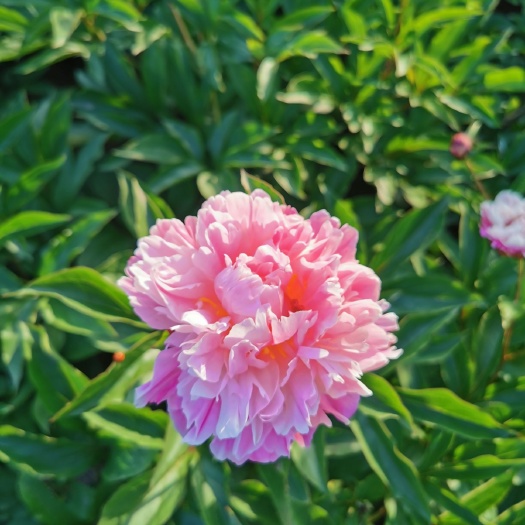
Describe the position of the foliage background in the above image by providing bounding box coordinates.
[1,0,525,523]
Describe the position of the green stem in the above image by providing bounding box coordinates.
[502,258,524,359]
[465,158,490,200]
[169,4,198,58]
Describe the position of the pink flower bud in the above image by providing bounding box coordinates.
[450,133,473,159]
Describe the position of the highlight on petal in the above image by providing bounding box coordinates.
[120,190,402,464]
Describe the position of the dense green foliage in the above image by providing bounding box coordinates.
[1,0,525,523]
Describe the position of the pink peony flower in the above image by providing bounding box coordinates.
[480,190,525,258]
[119,190,401,464]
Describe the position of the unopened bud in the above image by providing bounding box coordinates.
[450,133,473,159]
[113,351,126,363]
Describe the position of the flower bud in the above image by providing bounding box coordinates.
[450,132,473,159]
[113,351,126,363]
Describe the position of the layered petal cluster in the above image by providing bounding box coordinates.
[480,190,525,258]
[119,190,401,464]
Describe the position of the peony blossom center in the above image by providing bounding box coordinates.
[259,341,291,362]
[285,274,307,312]
[198,296,228,318]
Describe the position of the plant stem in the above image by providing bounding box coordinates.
[502,258,524,359]
[465,158,490,200]
[169,4,198,58]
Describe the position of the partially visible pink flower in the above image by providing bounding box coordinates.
[480,190,525,258]
[450,132,473,159]
[119,190,401,464]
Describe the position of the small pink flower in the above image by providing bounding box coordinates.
[480,190,525,258]
[450,133,473,159]
[119,190,401,464]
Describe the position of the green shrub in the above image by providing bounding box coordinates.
[1,1,525,524]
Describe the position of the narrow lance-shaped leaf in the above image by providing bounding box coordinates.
[0,425,99,477]
[438,471,514,525]
[51,331,164,421]
[191,458,233,525]
[360,374,415,429]
[371,198,448,275]
[12,266,137,322]
[240,169,285,204]
[28,326,89,413]
[471,306,503,396]
[350,412,431,523]
[0,211,70,245]
[397,387,510,439]
[290,426,328,492]
[124,425,195,525]
[17,473,87,525]
[39,209,116,275]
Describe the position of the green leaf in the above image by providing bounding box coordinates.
[484,67,525,92]
[459,203,488,288]
[28,326,89,413]
[257,56,279,102]
[149,161,204,193]
[290,427,327,492]
[197,171,243,198]
[51,332,162,420]
[403,7,481,40]
[117,172,164,238]
[0,321,31,391]
[471,307,503,396]
[394,308,458,363]
[39,93,71,159]
[424,482,482,525]
[240,170,285,204]
[114,134,187,164]
[98,470,153,524]
[18,267,136,322]
[350,412,431,523]
[39,209,116,275]
[102,442,158,482]
[385,274,477,315]
[257,463,302,525]
[361,374,414,429]
[277,31,345,62]
[289,142,347,171]
[397,388,510,439]
[123,425,194,525]
[52,132,108,205]
[191,458,231,525]
[0,107,32,154]
[273,6,334,31]
[0,6,28,32]
[385,136,450,154]
[0,425,98,477]
[83,403,167,449]
[50,7,83,48]
[439,471,514,524]
[0,211,70,246]
[429,454,525,480]
[41,299,117,340]
[17,473,87,525]
[0,266,21,293]
[497,500,525,525]
[371,199,448,275]
[5,155,66,213]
